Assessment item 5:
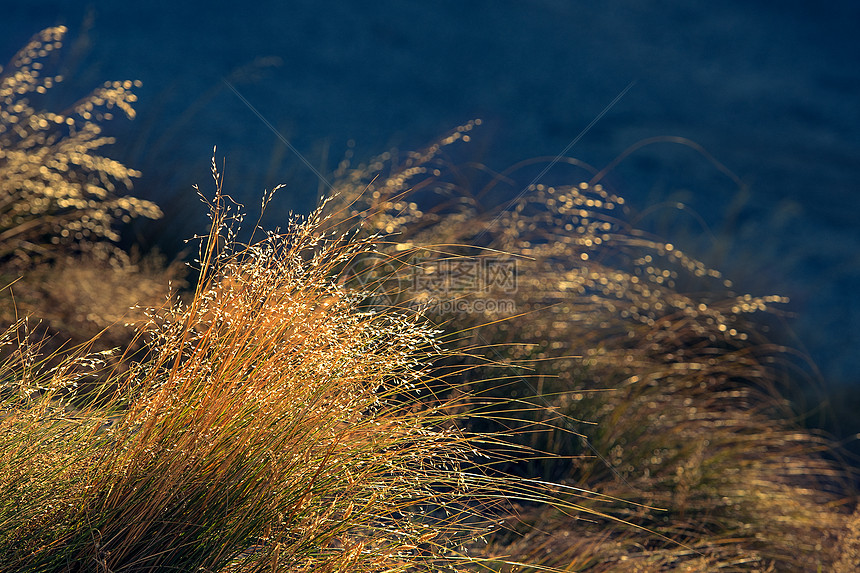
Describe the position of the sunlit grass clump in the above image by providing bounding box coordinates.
[0,163,584,572]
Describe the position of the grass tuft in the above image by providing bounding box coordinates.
[0,160,620,572]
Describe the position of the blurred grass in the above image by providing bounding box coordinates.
[0,26,179,365]
[322,123,859,570]
[0,26,160,267]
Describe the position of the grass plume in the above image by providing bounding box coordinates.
[0,26,160,265]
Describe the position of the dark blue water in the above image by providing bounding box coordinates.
[2,1,859,429]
